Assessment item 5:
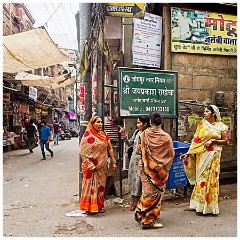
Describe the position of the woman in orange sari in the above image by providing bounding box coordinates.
[135,111,175,229]
[79,116,117,214]
[180,105,228,215]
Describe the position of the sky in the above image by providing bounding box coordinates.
[15,0,233,51]
[25,2,79,50]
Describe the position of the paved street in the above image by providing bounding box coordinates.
[3,137,237,237]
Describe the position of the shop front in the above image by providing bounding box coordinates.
[35,102,53,124]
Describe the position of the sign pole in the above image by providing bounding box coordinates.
[117,71,123,199]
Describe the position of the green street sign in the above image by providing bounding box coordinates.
[118,67,178,117]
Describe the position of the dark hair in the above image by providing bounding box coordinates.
[92,116,102,124]
[41,120,47,125]
[206,105,217,121]
[149,111,163,126]
[138,115,150,128]
[30,119,34,124]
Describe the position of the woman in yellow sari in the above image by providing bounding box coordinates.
[79,116,117,214]
[135,111,175,229]
[180,105,228,215]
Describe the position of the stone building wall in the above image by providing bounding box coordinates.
[173,53,237,166]
[173,53,237,109]
[120,3,237,170]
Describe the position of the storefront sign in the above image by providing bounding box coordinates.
[29,86,38,101]
[132,13,162,68]
[119,67,177,117]
[105,3,145,18]
[171,7,237,55]
[68,112,77,120]
[41,110,48,115]
[80,85,85,114]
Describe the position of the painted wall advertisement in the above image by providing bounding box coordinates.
[171,7,237,55]
[222,116,232,140]
[132,12,162,68]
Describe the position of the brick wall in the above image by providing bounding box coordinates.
[172,53,237,166]
[173,53,237,110]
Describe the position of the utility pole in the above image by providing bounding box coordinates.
[78,3,92,197]
[92,3,105,121]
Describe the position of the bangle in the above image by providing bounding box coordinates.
[112,160,117,164]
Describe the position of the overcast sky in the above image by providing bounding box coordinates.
[25,2,79,50]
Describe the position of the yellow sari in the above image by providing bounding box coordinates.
[183,119,228,214]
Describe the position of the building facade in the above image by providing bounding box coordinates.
[3,3,35,36]
[109,3,237,172]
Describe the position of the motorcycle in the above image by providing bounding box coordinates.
[67,128,78,138]
[64,129,72,140]
[59,130,66,140]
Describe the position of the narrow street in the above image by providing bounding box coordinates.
[3,137,237,237]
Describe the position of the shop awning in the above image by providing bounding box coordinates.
[13,72,76,89]
[3,28,68,73]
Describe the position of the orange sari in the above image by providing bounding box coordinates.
[79,116,109,213]
[135,127,175,228]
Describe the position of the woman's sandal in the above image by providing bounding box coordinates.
[142,222,163,229]
[85,211,93,215]
[130,205,136,211]
[99,208,105,213]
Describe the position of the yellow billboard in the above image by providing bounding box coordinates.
[105,3,145,18]
[171,7,237,55]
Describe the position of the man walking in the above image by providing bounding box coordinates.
[40,120,53,160]
[53,120,60,145]
[26,119,36,153]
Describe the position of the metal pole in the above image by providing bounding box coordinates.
[117,71,123,199]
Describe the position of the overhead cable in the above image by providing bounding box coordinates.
[43,3,62,27]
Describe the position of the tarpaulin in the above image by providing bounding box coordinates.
[13,72,75,89]
[3,28,68,73]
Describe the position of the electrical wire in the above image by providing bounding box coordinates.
[27,3,78,50]
[44,3,69,48]
[62,4,74,36]
[59,3,78,50]
[24,3,42,27]
[51,3,72,48]
[43,3,62,27]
